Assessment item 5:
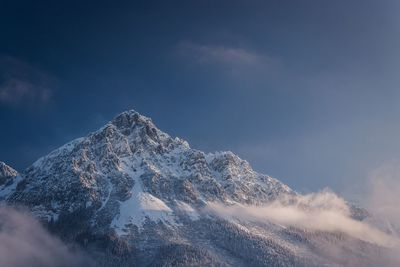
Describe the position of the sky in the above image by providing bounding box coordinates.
[0,0,400,198]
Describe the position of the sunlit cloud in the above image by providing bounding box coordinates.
[206,190,400,248]
[367,160,400,228]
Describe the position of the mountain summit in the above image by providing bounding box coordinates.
[1,110,397,266]
[6,110,291,229]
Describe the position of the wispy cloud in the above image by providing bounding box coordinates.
[176,41,281,84]
[206,190,399,248]
[0,56,55,107]
[0,79,52,105]
[0,205,93,267]
[178,41,262,66]
[367,160,400,227]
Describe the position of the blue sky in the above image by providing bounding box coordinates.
[1,0,400,196]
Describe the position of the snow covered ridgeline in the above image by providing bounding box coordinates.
[2,110,397,266]
[3,110,291,232]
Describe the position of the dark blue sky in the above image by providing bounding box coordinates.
[1,0,400,195]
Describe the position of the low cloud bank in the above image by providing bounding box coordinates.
[368,161,400,229]
[206,190,399,248]
[0,206,93,267]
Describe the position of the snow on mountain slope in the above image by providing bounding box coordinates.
[1,110,398,267]
[6,110,292,232]
[0,162,21,200]
[110,163,177,234]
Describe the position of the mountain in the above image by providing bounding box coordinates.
[0,161,18,179]
[1,110,398,267]
[0,162,21,201]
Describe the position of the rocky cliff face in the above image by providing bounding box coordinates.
[0,161,18,184]
[6,111,291,232]
[0,110,397,267]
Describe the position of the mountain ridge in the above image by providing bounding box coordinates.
[4,110,292,231]
[0,110,398,267]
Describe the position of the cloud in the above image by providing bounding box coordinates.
[0,205,93,267]
[0,78,52,105]
[206,190,399,248]
[367,160,400,228]
[176,41,282,86]
[0,56,55,106]
[178,41,262,66]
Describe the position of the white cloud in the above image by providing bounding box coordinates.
[176,41,281,80]
[0,205,93,267]
[367,160,400,227]
[206,190,399,248]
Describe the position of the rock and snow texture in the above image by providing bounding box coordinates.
[7,110,292,232]
[0,162,21,200]
[0,162,18,180]
[1,110,399,267]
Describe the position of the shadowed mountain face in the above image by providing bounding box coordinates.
[0,162,21,201]
[0,110,398,267]
[0,162,18,186]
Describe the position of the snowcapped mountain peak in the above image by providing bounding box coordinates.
[109,109,169,142]
[88,110,189,158]
[6,110,291,230]
[1,110,396,267]
[110,109,152,129]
